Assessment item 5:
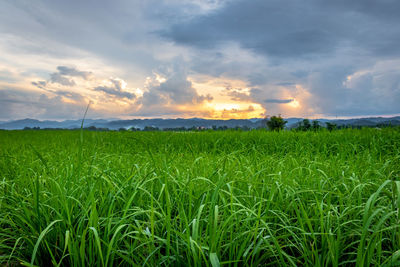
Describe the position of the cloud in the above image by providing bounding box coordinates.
[47,66,93,86]
[32,66,136,101]
[265,99,294,104]
[223,87,253,102]
[158,0,400,118]
[50,72,76,86]
[212,105,264,119]
[46,89,86,102]
[21,66,139,119]
[275,82,296,87]
[305,60,400,116]
[94,78,136,100]
[31,81,47,89]
[1,0,400,119]
[0,87,88,120]
[57,66,92,80]
[140,60,213,107]
[127,59,215,118]
[161,0,400,59]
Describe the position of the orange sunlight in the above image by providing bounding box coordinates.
[205,102,265,119]
[287,99,300,108]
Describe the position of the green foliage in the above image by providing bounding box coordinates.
[296,118,312,131]
[295,119,323,131]
[143,126,159,131]
[312,120,321,131]
[266,115,287,131]
[326,122,337,131]
[0,128,400,266]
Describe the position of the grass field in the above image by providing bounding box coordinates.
[1,128,400,266]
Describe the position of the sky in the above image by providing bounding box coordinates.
[1,0,400,120]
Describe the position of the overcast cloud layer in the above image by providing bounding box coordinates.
[0,0,399,120]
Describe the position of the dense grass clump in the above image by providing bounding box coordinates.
[1,128,400,266]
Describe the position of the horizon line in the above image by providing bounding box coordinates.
[1,113,400,123]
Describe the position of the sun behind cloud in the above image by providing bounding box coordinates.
[287,99,300,108]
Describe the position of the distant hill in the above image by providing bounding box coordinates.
[0,118,110,130]
[0,116,399,130]
[329,117,400,127]
[99,118,265,130]
[0,118,265,130]
[288,116,400,129]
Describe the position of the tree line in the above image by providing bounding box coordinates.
[20,117,397,132]
[264,115,396,131]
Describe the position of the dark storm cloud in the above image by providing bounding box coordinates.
[161,0,400,59]
[265,99,294,104]
[159,0,400,117]
[305,64,400,116]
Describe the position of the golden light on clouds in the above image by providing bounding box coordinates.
[134,88,144,97]
[287,99,300,108]
[154,73,166,83]
[17,62,312,120]
[204,102,265,119]
[184,76,265,119]
[209,103,241,111]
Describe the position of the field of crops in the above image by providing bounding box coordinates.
[1,128,400,266]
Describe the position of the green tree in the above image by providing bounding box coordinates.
[326,122,337,131]
[294,119,311,131]
[312,120,321,131]
[302,119,311,131]
[266,115,287,131]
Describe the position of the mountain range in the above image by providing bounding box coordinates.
[1,116,400,130]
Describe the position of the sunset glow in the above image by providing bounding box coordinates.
[2,2,400,265]
[204,102,265,119]
[287,99,300,108]
[1,1,399,121]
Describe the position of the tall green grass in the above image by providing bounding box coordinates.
[0,128,400,266]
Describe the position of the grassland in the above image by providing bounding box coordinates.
[1,128,400,266]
